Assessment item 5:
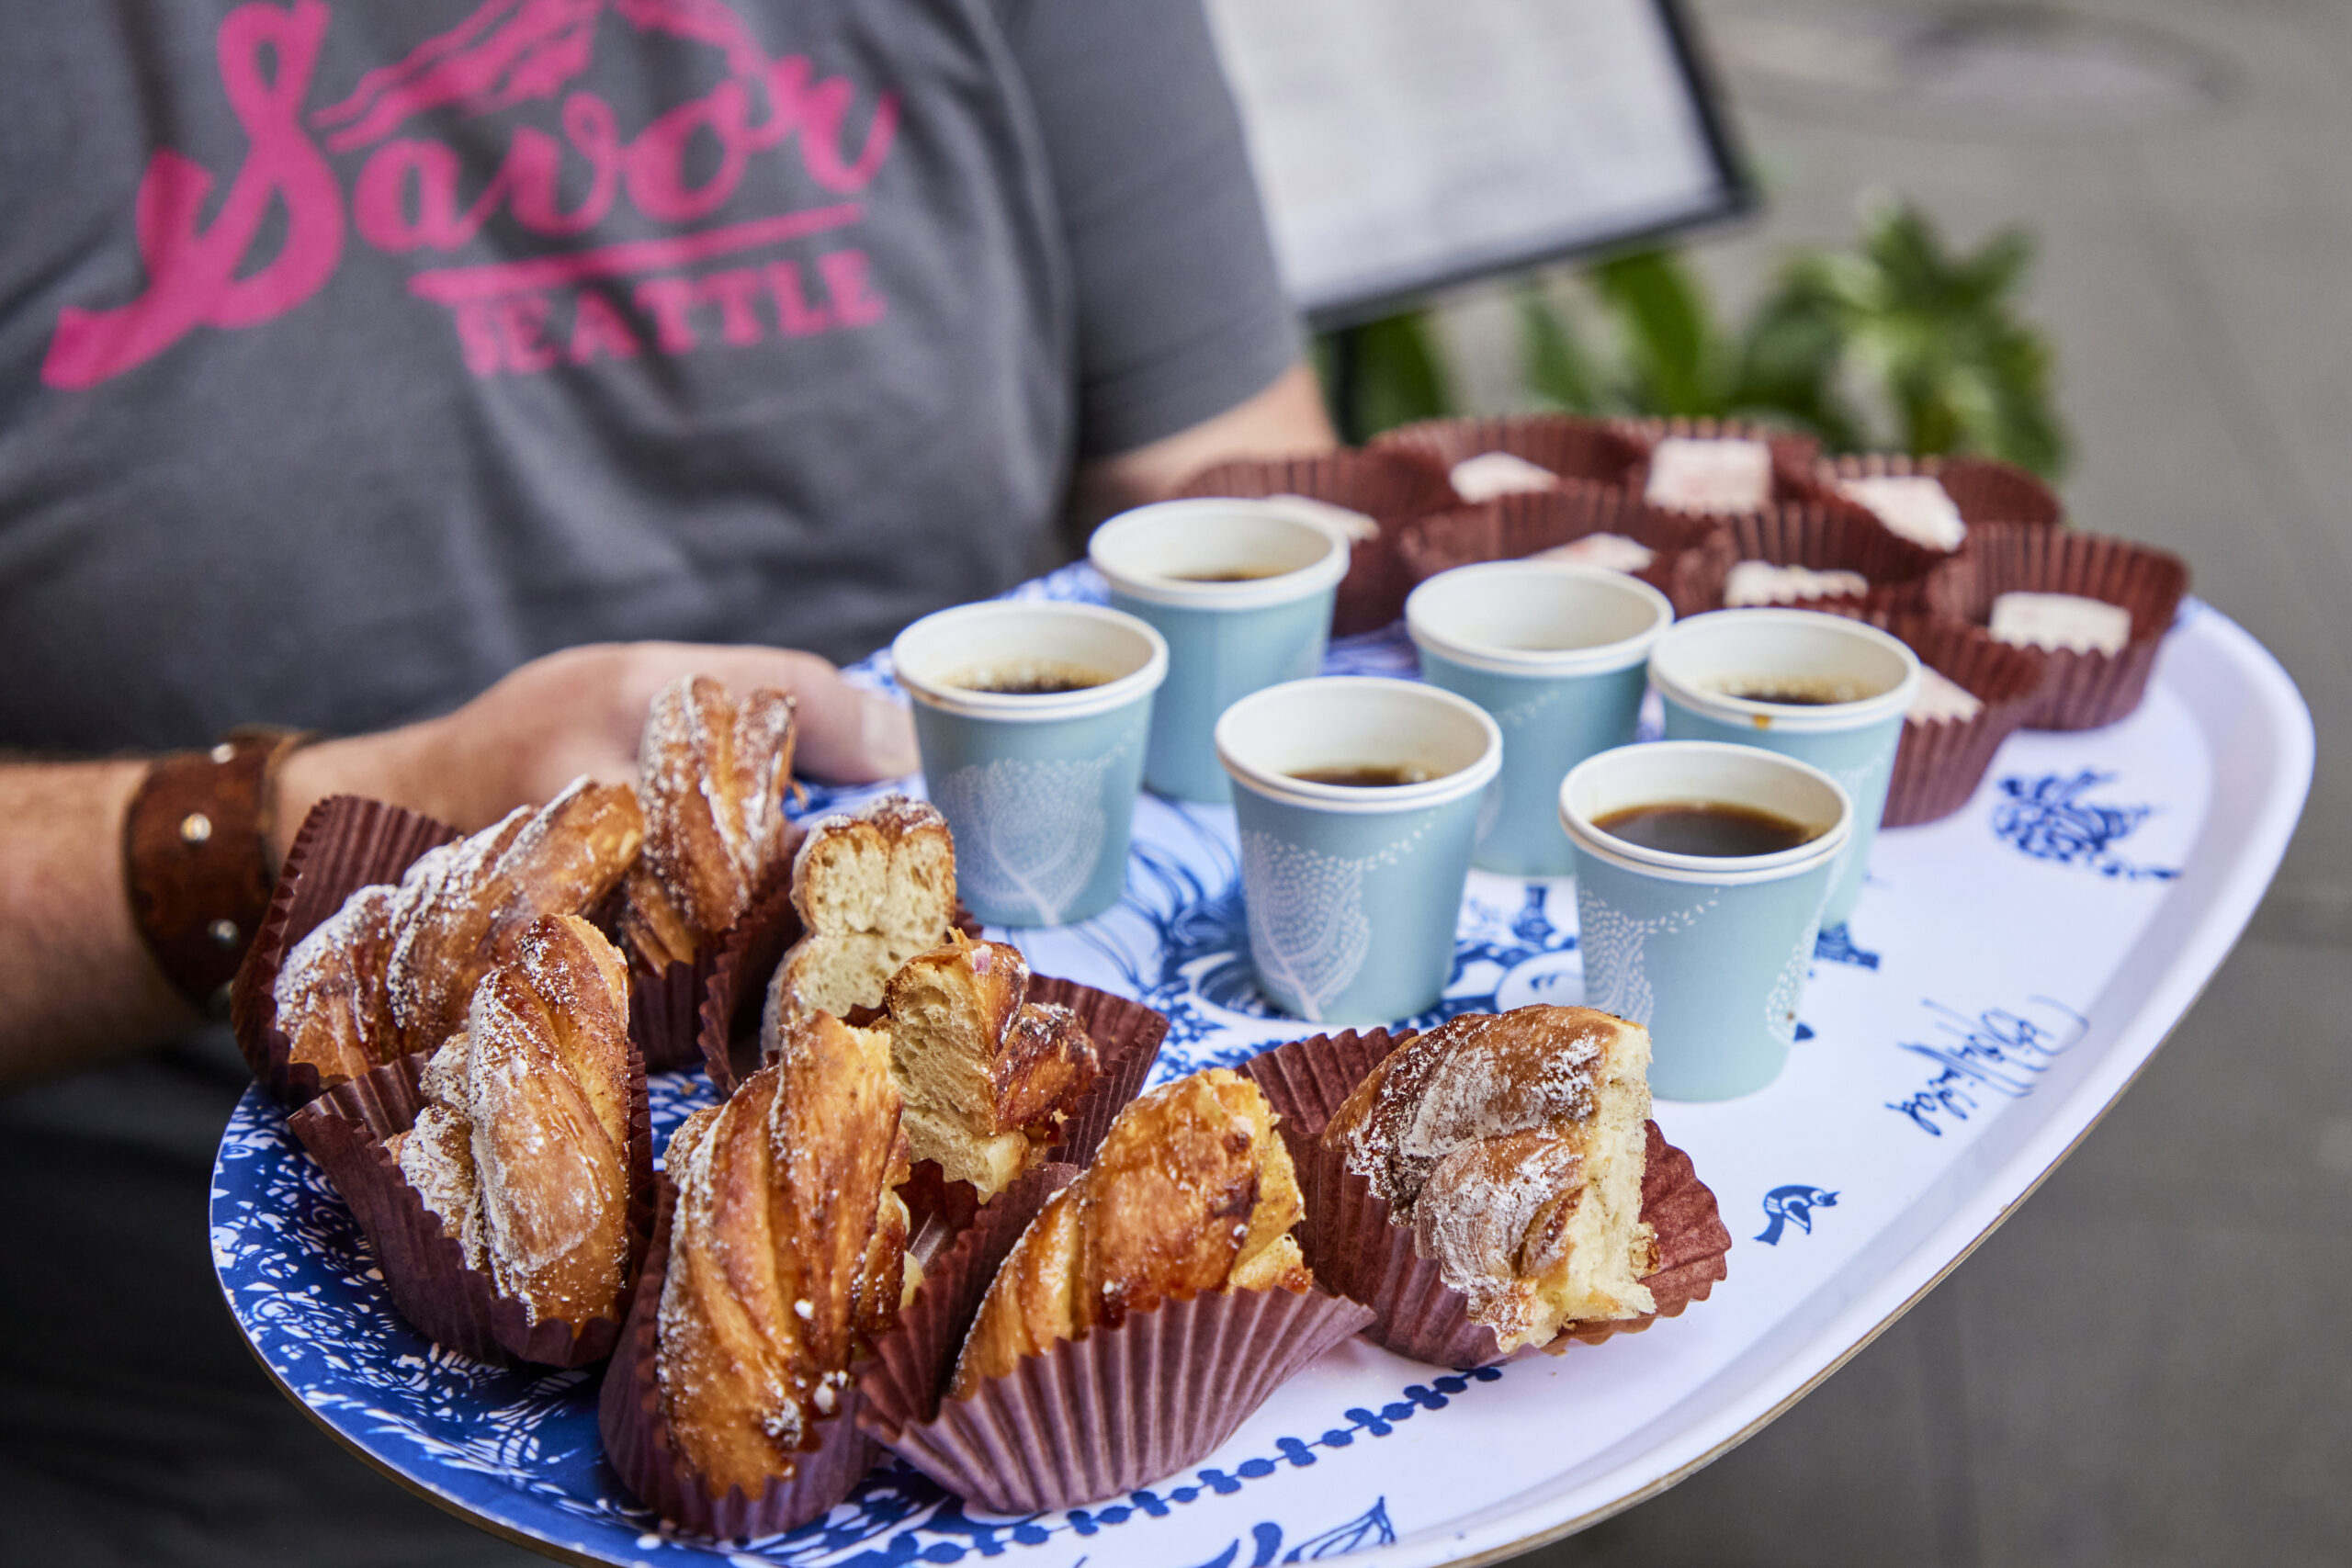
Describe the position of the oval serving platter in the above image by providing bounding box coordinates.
[214,568,2309,1568]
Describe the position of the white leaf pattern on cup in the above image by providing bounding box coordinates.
[933,748,1122,925]
[1573,883,1719,1025]
[1764,919,1820,1044]
[1239,829,1374,1022]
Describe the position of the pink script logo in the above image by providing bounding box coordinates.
[43,0,899,388]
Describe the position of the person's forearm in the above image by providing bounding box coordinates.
[0,761,194,1084]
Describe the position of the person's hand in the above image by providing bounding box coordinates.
[271,643,918,857]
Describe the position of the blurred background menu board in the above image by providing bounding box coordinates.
[1203,0,1747,322]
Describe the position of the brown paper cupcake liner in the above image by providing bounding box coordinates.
[858,1162,1078,1440]
[628,858,805,1077]
[1240,1029,1731,1367]
[1820,605,2050,827]
[600,1177,878,1540]
[287,1041,654,1366]
[1396,488,1736,620]
[1611,415,1828,509]
[1817,452,2064,531]
[1174,448,1459,636]
[1724,501,1949,613]
[695,897,986,1097]
[1370,414,1647,497]
[231,795,464,1108]
[1925,523,2189,730]
[858,1149,1374,1515]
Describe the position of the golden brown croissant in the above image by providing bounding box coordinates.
[950,1067,1309,1396]
[761,795,956,1048]
[621,675,798,971]
[382,777,645,1057]
[274,883,400,1085]
[1323,1005,1656,1351]
[389,913,635,1325]
[277,778,645,1082]
[657,1011,912,1499]
[883,931,1100,1198]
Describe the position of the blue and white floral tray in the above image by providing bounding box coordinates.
[212,567,2311,1568]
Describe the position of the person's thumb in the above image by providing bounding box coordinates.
[788,671,920,783]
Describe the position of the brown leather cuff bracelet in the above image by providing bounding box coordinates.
[123,726,319,1017]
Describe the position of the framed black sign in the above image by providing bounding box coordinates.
[1204,0,1750,324]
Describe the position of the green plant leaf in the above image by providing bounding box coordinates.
[1589,250,1724,417]
[1518,283,1601,413]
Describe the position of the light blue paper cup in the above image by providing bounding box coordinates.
[1648,609,1919,927]
[1216,677,1502,1026]
[1560,741,1854,1100]
[891,601,1168,928]
[1089,499,1350,803]
[1406,560,1674,877]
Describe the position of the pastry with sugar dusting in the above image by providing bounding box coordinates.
[1532,533,1657,575]
[1990,591,2132,657]
[950,1067,1311,1395]
[1836,475,1967,552]
[1449,451,1561,503]
[656,1010,910,1498]
[1324,1005,1656,1352]
[275,777,645,1086]
[761,794,956,1049]
[619,674,799,972]
[1645,437,1772,514]
[1906,666,1984,726]
[882,931,1100,1199]
[388,913,635,1328]
[1723,559,1868,608]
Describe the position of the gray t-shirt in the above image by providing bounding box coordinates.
[0,2,1296,1559]
[0,0,1296,751]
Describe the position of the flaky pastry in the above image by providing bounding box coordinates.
[761,795,956,1048]
[882,931,1099,1198]
[1324,1005,1656,1352]
[656,1011,912,1499]
[950,1068,1309,1396]
[389,913,634,1326]
[620,674,798,971]
[276,777,644,1082]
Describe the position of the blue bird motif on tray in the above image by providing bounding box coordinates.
[1756,1184,1839,1246]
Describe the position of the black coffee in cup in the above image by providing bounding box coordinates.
[1287,761,1449,788]
[1594,800,1821,856]
[955,662,1108,695]
[1713,674,1872,706]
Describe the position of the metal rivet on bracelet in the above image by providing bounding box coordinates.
[208,919,241,948]
[180,812,214,845]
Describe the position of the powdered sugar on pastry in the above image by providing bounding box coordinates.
[1990,592,2132,656]
[1645,437,1771,513]
[1325,1006,1656,1350]
[1724,560,1868,607]
[1907,666,1984,726]
[1532,533,1656,574]
[1837,475,1966,552]
[1449,451,1560,502]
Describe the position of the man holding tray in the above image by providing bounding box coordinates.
[0,1,1330,1560]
